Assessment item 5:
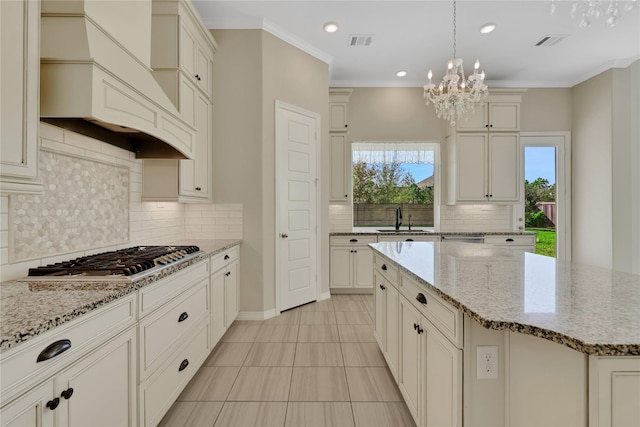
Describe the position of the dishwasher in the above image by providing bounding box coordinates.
[441,235,485,243]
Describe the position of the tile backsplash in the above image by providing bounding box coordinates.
[0,123,243,282]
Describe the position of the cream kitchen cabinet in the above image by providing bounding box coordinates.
[210,245,240,344]
[377,235,440,242]
[374,255,399,381]
[484,234,536,253]
[329,133,349,202]
[0,0,42,194]
[330,236,375,291]
[589,356,640,427]
[329,88,352,131]
[455,102,520,132]
[0,295,137,427]
[446,132,520,204]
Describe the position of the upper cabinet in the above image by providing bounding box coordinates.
[143,0,217,203]
[0,0,43,194]
[444,89,525,205]
[329,89,352,203]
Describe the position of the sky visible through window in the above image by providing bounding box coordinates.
[525,147,555,184]
[402,163,433,182]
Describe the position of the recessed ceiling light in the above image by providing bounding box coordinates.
[396,70,408,77]
[323,22,339,33]
[480,23,496,34]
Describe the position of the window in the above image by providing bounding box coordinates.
[352,142,436,229]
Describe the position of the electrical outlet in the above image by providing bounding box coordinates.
[476,345,498,380]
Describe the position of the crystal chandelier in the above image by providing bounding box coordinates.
[550,0,638,28]
[424,0,488,126]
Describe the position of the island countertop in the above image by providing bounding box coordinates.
[370,241,640,356]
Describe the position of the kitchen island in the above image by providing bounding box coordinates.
[370,241,640,427]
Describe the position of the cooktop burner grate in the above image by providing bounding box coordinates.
[27,245,201,277]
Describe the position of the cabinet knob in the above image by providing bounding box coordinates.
[344,124,348,128]
[485,124,489,128]
[195,74,201,81]
[489,124,493,128]
[225,271,231,277]
[178,312,189,322]
[195,187,201,191]
[46,398,60,410]
[381,264,387,271]
[37,339,71,363]
[61,388,74,400]
[416,293,427,305]
[379,284,385,290]
[281,233,289,239]
[489,194,493,198]
[414,323,419,330]
[224,254,230,260]
[344,194,348,198]
[418,326,424,334]
[179,359,189,372]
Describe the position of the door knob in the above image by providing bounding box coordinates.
[281,233,289,239]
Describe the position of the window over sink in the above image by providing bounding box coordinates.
[352,142,437,229]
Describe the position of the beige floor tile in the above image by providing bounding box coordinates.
[227,367,292,401]
[335,311,372,325]
[294,343,344,366]
[338,324,376,342]
[333,299,368,312]
[285,402,355,427]
[297,325,340,342]
[299,311,337,325]
[299,299,334,312]
[244,342,296,366]
[255,324,299,342]
[233,319,265,326]
[360,295,374,313]
[352,402,416,427]
[345,367,403,402]
[204,342,252,367]
[158,401,223,427]
[177,367,240,401]
[289,367,350,401]
[341,343,386,367]
[264,309,301,325]
[221,324,261,342]
[214,402,287,427]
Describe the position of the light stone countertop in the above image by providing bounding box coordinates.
[330,230,535,236]
[0,239,241,352]
[370,241,640,356]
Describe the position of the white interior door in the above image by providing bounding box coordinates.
[276,101,319,311]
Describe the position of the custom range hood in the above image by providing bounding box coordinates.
[40,0,195,159]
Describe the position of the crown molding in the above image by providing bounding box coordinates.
[569,56,640,87]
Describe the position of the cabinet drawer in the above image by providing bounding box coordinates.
[400,274,462,348]
[0,294,136,406]
[374,254,399,283]
[138,260,208,317]
[210,246,239,273]
[331,236,377,245]
[139,278,209,379]
[377,235,439,242]
[484,235,534,245]
[140,318,210,427]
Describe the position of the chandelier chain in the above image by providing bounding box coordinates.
[452,0,457,59]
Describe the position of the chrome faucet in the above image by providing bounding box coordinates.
[395,206,403,230]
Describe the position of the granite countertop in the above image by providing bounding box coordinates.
[0,239,241,352]
[370,241,640,356]
[330,230,535,236]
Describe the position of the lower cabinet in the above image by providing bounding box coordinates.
[210,246,240,344]
[374,270,399,381]
[330,236,375,291]
[589,356,640,427]
[484,234,536,253]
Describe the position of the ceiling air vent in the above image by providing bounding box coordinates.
[349,34,374,47]
[534,34,568,47]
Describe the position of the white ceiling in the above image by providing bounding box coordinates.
[193,1,640,88]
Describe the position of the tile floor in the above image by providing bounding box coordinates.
[159,294,415,427]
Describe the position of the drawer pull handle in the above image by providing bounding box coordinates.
[179,359,189,372]
[224,254,230,260]
[506,238,514,242]
[405,238,414,242]
[417,326,424,334]
[414,323,419,330]
[37,339,71,362]
[178,312,189,322]
[46,398,60,410]
[350,239,358,243]
[416,293,427,305]
[61,388,74,400]
[379,284,386,290]
[381,264,387,271]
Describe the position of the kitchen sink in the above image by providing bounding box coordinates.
[376,229,427,233]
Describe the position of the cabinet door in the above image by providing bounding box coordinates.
[224,260,239,327]
[424,320,462,427]
[374,271,386,348]
[56,327,137,427]
[329,133,349,202]
[488,134,519,202]
[385,283,399,381]
[211,268,227,344]
[456,134,488,202]
[180,92,211,200]
[455,104,488,131]
[398,298,422,424]
[195,46,212,97]
[0,0,40,187]
[353,246,374,289]
[489,103,519,131]
[0,380,54,427]
[329,103,348,130]
[179,75,196,127]
[330,247,352,288]
[179,21,197,79]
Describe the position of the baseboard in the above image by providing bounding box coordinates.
[319,291,332,301]
[330,288,374,295]
[236,309,277,321]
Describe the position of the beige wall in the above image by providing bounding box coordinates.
[520,88,572,131]
[211,29,330,315]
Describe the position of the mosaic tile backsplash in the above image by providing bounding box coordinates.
[10,150,129,261]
